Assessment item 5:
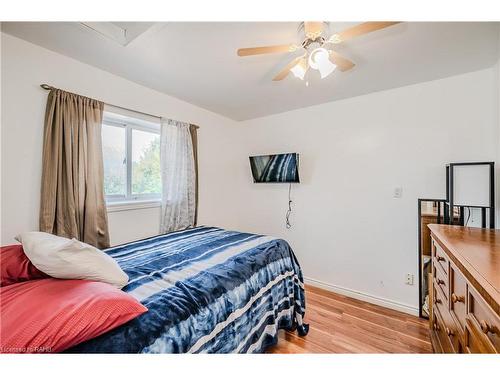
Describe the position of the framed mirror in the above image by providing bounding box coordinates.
[417,198,487,318]
[417,199,446,319]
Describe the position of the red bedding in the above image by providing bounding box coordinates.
[0,278,147,353]
[0,244,48,286]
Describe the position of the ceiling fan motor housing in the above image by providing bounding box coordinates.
[302,36,326,50]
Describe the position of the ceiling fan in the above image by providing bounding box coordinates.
[237,22,400,83]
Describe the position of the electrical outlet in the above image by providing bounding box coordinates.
[405,273,414,285]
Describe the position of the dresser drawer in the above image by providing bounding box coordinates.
[434,283,462,353]
[433,282,447,311]
[432,307,456,353]
[465,316,497,353]
[433,260,449,302]
[449,262,467,334]
[433,241,449,276]
[467,286,500,352]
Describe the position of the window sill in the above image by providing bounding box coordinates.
[106,199,161,213]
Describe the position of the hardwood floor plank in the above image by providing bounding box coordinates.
[267,330,332,354]
[305,292,430,342]
[269,285,431,354]
[306,285,428,329]
[306,307,420,353]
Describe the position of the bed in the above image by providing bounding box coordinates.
[67,226,308,353]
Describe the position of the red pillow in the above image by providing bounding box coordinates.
[0,244,48,286]
[0,278,147,353]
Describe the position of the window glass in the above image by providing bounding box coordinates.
[131,129,161,195]
[102,124,126,196]
[101,113,161,203]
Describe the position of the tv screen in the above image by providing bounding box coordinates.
[249,153,299,183]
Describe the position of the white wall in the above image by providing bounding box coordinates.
[0,32,240,246]
[229,68,499,314]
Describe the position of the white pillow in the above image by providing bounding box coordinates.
[15,232,128,289]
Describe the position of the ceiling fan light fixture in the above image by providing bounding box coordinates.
[308,47,336,79]
[290,58,308,80]
[318,60,336,79]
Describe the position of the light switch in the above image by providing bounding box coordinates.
[393,187,402,198]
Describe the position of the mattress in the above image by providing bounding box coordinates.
[68,226,308,353]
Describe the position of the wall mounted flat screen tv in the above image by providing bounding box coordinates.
[249,153,299,183]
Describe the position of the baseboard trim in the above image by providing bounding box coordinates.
[303,276,419,317]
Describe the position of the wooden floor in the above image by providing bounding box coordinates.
[268,285,432,353]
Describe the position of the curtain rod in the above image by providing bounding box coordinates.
[40,84,199,129]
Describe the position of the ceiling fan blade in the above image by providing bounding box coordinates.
[329,51,355,72]
[237,44,297,57]
[335,22,400,43]
[273,56,304,81]
[304,22,324,38]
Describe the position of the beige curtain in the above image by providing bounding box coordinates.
[189,124,199,226]
[39,89,110,248]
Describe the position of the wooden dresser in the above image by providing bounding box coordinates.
[428,224,500,353]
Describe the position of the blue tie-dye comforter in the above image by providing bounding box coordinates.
[68,226,308,353]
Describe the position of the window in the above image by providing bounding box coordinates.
[102,112,161,204]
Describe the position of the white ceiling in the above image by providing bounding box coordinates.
[2,22,499,121]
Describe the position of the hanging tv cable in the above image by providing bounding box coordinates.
[286,183,293,229]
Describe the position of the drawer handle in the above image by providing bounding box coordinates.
[434,296,442,304]
[436,256,446,262]
[451,293,464,304]
[445,327,454,337]
[433,323,440,331]
[479,320,494,335]
[437,278,445,286]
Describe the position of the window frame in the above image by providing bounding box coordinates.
[102,113,161,205]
